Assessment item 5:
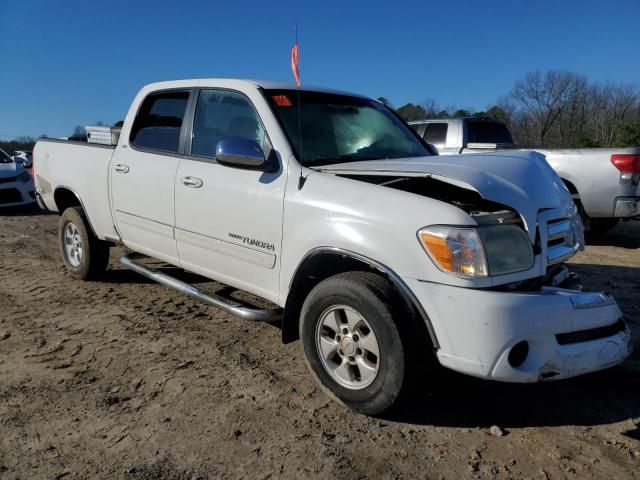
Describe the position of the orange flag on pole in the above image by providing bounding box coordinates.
[291,42,300,87]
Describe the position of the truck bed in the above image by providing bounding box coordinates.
[462,146,640,218]
[34,138,119,241]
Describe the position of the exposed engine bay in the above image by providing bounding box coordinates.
[337,174,523,227]
[337,173,583,292]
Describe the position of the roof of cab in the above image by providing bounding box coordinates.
[141,78,367,99]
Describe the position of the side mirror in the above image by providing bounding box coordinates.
[216,137,266,169]
[13,156,25,164]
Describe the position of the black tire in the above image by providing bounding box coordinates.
[589,218,619,235]
[300,271,415,416]
[59,207,110,280]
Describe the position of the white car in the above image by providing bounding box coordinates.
[0,148,36,207]
[11,150,33,168]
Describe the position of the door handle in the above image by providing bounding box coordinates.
[181,176,203,188]
[114,164,130,173]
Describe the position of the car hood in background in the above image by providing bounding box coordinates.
[0,161,24,179]
[314,151,575,241]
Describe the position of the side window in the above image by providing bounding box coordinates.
[191,89,265,158]
[130,91,190,153]
[411,123,426,137]
[424,123,448,145]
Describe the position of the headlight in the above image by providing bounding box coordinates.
[17,172,32,183]
[418,226,488,277]
[418,225,534,277]
[477,224,534,275]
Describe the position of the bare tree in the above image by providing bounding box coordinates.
[509,70,587,145]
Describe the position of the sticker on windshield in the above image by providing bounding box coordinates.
[272,95,293,107]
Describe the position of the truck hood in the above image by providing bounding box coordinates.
[314,151,575,241]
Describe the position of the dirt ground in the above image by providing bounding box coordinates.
[0,207,639,480]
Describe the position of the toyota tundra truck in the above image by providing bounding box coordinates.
[33,80,632,415]
[409,117,640,233]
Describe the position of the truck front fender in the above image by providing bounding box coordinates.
[282,246,439,349]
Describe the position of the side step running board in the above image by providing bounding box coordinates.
[120,253,283,323]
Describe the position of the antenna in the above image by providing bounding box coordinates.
[294,22,307,190]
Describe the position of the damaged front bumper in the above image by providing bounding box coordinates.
[405,275,633,383]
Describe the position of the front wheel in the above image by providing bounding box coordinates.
[59,207,110,280]
[300,272,412,415]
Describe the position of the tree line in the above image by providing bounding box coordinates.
[388,69,640,148]
[3,70,639,153]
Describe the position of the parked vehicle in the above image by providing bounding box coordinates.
[0,148,36,207]
[409,117,640,233]
[11,150,33,168]
[34,80,632,415]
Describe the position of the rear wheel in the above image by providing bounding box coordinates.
[59,207,110,280]
[300,271,415,415]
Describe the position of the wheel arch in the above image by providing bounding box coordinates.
[53,186,98,237]
[562,178,579,197]
[282,247,439,349]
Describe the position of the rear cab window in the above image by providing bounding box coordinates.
[424,123,448,145]
[130,91,190,153]
[466,120,514,144]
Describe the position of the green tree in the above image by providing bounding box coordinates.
[396,103,428,121]
[376,97,392,108]
[453,109,470,118]
[618,121,640,147]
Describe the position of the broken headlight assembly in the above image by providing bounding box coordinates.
[418,225,534,277]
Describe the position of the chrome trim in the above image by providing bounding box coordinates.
[613,197,640,217]
[545,216,582,265]
[291,246,440,349]
[216,137,266,168]
[181,176,203,188]
[120,252,282,323]
[547,219,572,241]
[570,292,616,310]
[547,244,579,265]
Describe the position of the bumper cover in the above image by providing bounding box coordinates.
[0,181,36,207]
[406,278,633,382]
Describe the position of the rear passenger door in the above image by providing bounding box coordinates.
[110,89,191,264]
[174,88,286,302]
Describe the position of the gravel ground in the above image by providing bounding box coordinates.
[0,207,639,480]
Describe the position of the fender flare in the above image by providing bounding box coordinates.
[284,246,440,349]
[53,185,99,237]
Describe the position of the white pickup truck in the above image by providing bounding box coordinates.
[409,117,640,233]
[34,79,632,415]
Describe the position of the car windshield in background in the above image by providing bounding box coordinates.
[0,149,13,163]
[466,120,514,144]
[265,89,431,166]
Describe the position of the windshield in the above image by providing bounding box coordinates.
[466,120,514,144]
[265,89,432,166]
[0,149,12,164]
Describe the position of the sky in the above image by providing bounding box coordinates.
[1,0,639,139]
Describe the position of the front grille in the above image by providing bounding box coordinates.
[0,188,22,204]
[0,175,17,184]
[556,318,628,345]
[546,217,581,265]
